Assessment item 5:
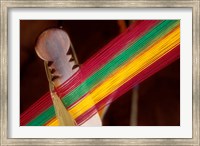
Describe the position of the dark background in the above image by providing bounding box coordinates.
[20,20,180,126]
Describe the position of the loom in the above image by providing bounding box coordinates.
[20,20,180,126]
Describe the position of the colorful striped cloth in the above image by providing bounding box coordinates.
[20,20,180,126]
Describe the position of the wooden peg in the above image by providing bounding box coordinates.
[35,28,79,87]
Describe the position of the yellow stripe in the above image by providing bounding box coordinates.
[47,26,180,126]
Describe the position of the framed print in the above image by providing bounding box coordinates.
[1,0,199,145]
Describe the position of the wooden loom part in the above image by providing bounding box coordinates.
[35,28,102,126]
[35,28,78,126]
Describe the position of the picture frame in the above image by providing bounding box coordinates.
[1,0,199,145]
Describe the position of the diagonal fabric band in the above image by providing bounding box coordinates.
[20,20,180,126]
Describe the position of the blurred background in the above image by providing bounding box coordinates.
[20,20,180,126]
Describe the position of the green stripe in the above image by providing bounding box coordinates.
[27,20,179,126]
